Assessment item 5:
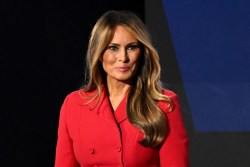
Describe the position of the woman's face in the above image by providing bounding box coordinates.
[102,25,141,84]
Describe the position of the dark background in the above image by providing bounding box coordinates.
[2,0,250,167]
[1,0,144,166]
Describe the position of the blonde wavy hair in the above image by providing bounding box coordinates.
[81,10,173,147]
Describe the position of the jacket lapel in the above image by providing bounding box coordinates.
[114,94,128,124]
[79,85,128,123]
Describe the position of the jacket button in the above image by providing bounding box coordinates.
[88,148,94,154]
[114,146,122,152]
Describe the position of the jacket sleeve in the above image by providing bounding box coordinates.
[159,92,189,167]
[54,95,79,167]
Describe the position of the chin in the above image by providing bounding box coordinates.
[116,76,132,82]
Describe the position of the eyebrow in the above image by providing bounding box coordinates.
[108,42,139,46]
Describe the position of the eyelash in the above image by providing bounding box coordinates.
[108,45,139,51]
[127,45,139,50]
[108,46,119,51]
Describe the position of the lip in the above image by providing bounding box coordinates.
[116,67,130,72]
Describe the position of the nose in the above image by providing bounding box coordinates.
[118,48,129,63]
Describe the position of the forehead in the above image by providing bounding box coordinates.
[110,25,138,43]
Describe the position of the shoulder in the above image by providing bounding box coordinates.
[65,90,81,99]
[162,89,177,98]
[158,89,180,113]
[63,88,99,106]
[63,90,81,105]
[60,90,96,118]
[162,89,179,104]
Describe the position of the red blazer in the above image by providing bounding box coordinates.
[55,86,189,167]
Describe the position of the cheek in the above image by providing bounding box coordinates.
[102,53,116,70]
[130,53,142,74]
[131,53,141,66]
[106,56,116,63]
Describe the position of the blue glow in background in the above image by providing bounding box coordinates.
[163,0,250,131]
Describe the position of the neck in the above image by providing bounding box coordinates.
[105,79,131,98]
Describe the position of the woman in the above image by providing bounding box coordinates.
[55,10,189,167]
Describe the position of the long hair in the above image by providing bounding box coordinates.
[81,10,173,147]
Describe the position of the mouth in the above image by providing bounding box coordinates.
[116,67,130,72]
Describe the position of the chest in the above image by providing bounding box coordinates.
[67,99,160,166]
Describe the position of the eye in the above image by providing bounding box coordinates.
[108,45,119,51]
[127,44,140,51]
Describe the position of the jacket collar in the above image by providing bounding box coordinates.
[114,93,128,123]
[78,84,128,123]
[100,86,128,124]
[78,85,170,123]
